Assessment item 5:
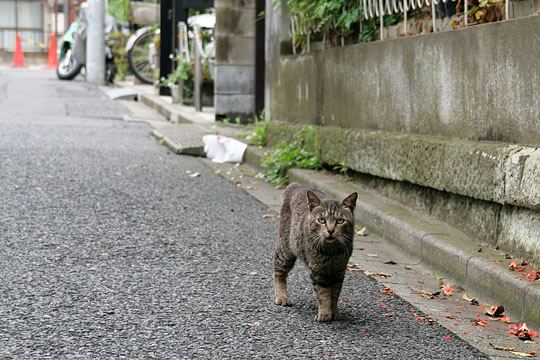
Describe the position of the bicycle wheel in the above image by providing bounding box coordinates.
[127,27,159,84]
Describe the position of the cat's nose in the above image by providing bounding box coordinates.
[327,227,335,235]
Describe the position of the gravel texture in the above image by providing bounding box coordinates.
[0,69,487,359]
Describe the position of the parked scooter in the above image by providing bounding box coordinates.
[56,4,118,83]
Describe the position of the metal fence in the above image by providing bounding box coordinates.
[362,0,509,39]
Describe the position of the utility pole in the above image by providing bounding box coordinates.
[86,0,105,84]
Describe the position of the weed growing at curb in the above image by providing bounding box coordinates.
[246,111,267,146]
[262,126,321,188]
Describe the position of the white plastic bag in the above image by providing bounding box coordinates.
[202,135,248,163]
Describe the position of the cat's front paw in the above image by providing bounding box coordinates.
[274,296,293,306]
[314,311,333,322]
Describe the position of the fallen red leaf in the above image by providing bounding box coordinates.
[527,271,539,282]
[379,288,395,295]
[445,314,457,319]
[473,319,489,327]
[382,312,394,318]
[499,316,512,324]
[443,335,452,341]
[509,323,539,341]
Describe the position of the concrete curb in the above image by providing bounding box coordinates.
[139,93,214,126]
[245,149,540,328]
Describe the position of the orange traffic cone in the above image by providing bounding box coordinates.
[46,33,58,69]
[12,33,26,67]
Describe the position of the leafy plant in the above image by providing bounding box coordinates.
[109,32,130,81]
[332,161,348,175]
[262,126,322,187]
[108,0,129,22]
[246,111,268,146]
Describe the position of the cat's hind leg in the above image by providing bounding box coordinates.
[272,251,296,306]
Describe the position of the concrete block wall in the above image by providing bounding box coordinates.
[264,12,540,263]
[214,0,256,119]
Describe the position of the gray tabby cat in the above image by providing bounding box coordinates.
[272,183,358,321]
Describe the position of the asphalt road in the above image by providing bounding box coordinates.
[0,69,488,359]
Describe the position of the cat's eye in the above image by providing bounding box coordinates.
[336,218,345,224]
[317,218,326,224]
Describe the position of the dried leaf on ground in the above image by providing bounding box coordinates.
[472,318,489,327]
[384,261,397,265]
[364,271,391,278]
[404,265,413,270]
[366,253,378,257]
[382,312,394,318]
[509,260,522,271]
[416,316,435,325]
[485,305,505,317]
[489,342,514,351]
[509,351,536,358]
[418,290,441,299]
[379,288,395,295]
[440,283,455,296]
[189,172,201,178]
[462,293,480,306]
[262,209,277,219]
[356,226,368,236]
[347,263,363,272]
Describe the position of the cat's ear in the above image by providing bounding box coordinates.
[342,192,358,210]
[306,191,321,211]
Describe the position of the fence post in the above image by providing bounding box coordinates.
[431,0,436,32]
[194,24,202,112]
[464,0,468,26]
[379,0,384,40]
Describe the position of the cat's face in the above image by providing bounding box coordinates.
[307,191,358,249]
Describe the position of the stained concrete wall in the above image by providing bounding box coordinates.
[215,0,256,118]
[271,16,540,144]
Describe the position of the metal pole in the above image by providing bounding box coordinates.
[86,0,105,84]
[64,0,69,32]
[431,0,436,32]
[404,0,408,34]
[464,0,468,26]
[54,0,58,36]
[379,0,384,40]
[194,24,202,112]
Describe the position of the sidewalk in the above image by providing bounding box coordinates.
[116,81,540,358]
